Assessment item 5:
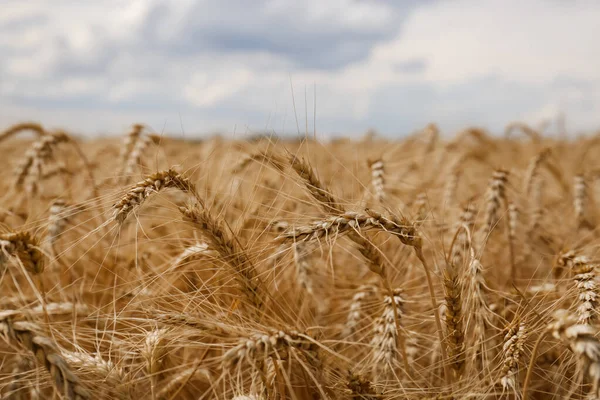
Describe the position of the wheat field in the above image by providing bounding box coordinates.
[0,121,599,399]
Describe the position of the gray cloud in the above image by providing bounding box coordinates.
[145,1,409,67]
[393,59,427,74]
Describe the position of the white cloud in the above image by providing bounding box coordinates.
[377,0,600,85]
[184,68,254,107]
[1,0,599,136]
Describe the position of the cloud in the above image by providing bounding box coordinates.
[0,0,599,136]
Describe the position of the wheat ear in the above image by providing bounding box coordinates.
[62,351,124,386]
[47,198,70,246]
[284,152,416,375]
[367,158,385,203]
[14,131,70,194]
[222,329,318,370]
[547,311,600,398]
[171,242,213,269]
[180,204,265,313]
[342,285,378,339]
[276,210,418,244]
[574,173,593,229]
[571,255,598,325]
[346,371,379,399]
[0,231,45,274]
[123,134,161,180]
[443,261,465,380]
[499,320,526,393]
[232,150,287,174]
[118,123,144,175]
[0,122,45,142]
[523,148,550,196]
[478,169,509,248]
[504,121,542,142]
[5,356,35,399]
[293,241,314,295]
[287,152,343,214]
[0,315,90,399]
[142,328,168,398]
[449,204,476,268]
[371,289,405,379]
[113,169,196,224]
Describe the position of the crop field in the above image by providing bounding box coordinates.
[0,121,599,399]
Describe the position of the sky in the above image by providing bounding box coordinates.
[1,0,600,138]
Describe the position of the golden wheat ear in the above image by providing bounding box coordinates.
[112,169,197,224]
[179,203,265,314]
[0,231,45,275]
[0,316,91,399]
